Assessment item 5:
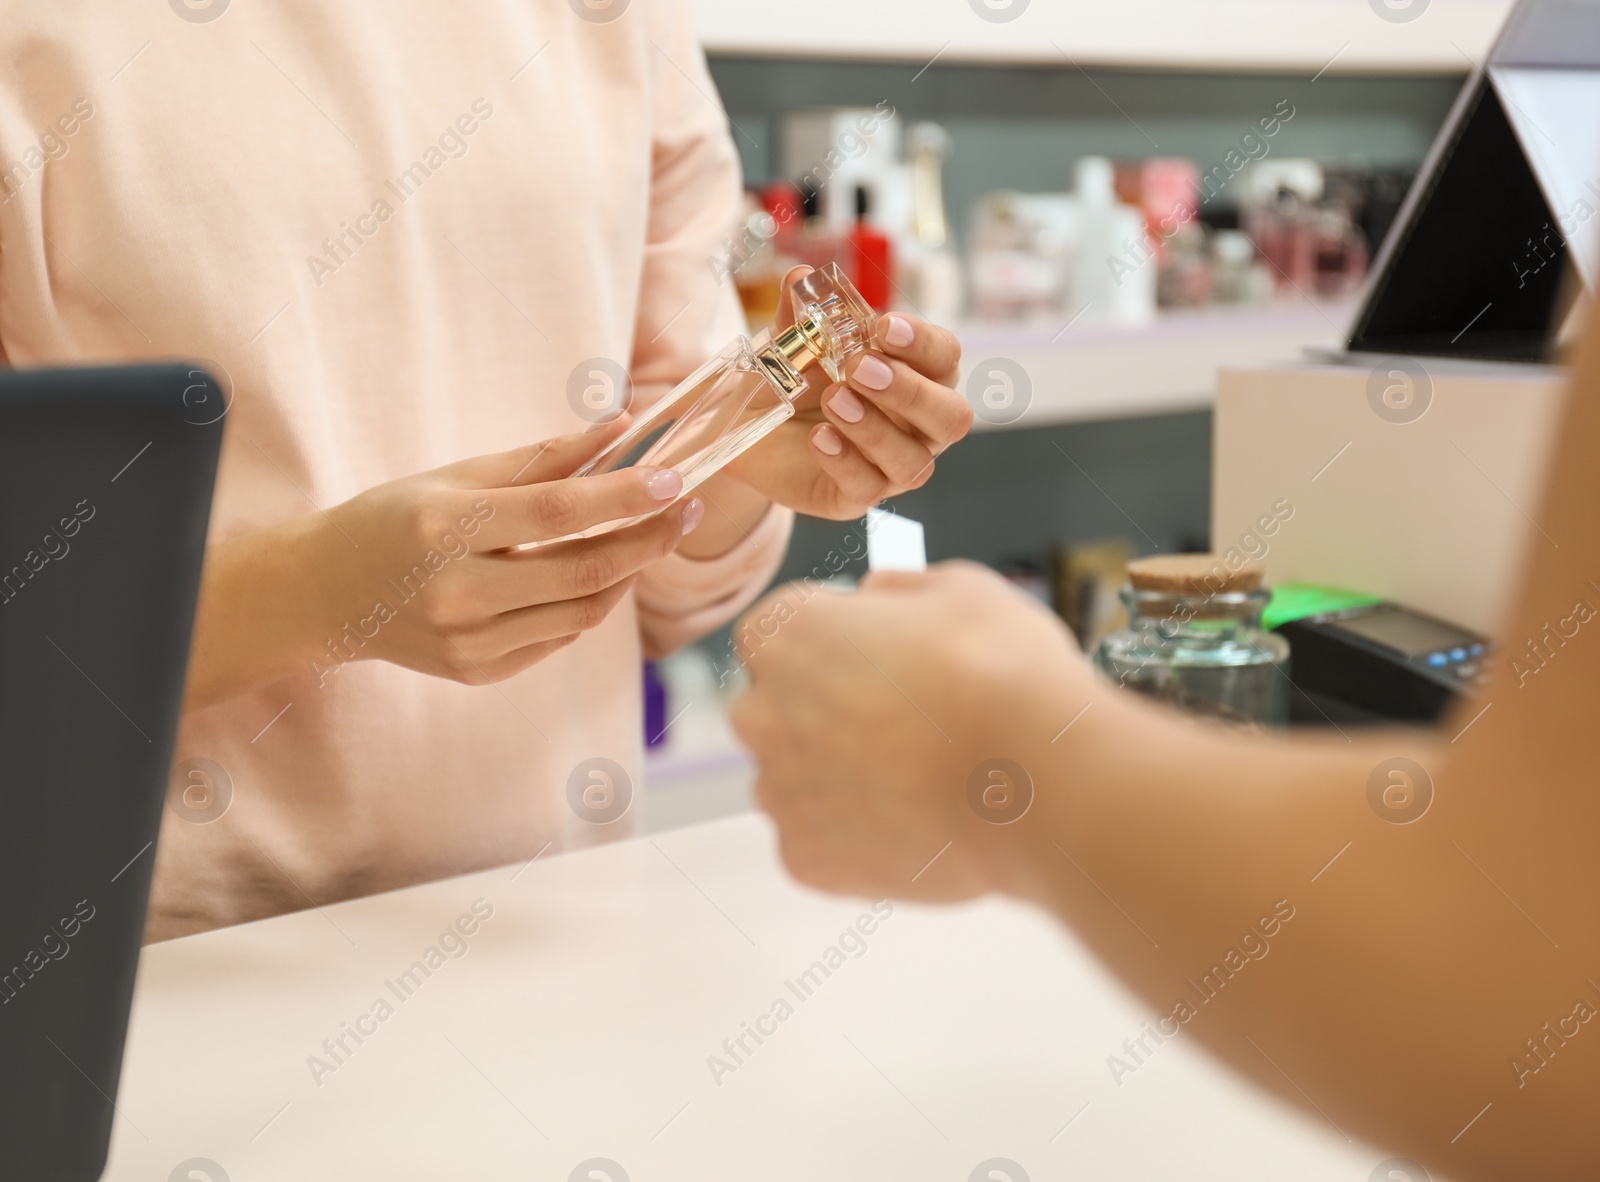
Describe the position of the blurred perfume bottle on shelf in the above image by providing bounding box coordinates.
[968,157,1156,326]
[1342,167,1414,261]
[1071,156,1156,325]
[781,105,902,238]
[1308,202,1369,297]
[568,264,876,539]
[898,122,964,325]
[1239,159,1371,301]
[1115,157,1215,309]
[849,185,895,313]
[1120,159,1203,311]
[1244,188,1316,297]
[792,185,849,276]
[1237,159,1322,297]
[968,191,1075,322]
[643,661,668,748]
[734,182,854,334]
[1209,229,1275,305]
[1156,222,1215,308]
[1307,171,1370,298]
[730,190,783,330]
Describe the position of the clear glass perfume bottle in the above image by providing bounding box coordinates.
[569,263,876,536]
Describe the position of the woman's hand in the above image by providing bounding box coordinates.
[729,561,1090,901]
[186,421,702,708]
[722,266,974,521]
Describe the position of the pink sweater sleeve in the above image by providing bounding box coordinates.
[628,0,794,658]
[636,502,795,658]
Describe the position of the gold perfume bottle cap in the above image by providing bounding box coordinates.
[770,318,826,373]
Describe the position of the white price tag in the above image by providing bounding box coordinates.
[866,508,926,573]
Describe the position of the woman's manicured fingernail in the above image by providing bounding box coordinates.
[828,386,866,423]
[646,468,683,501]
[813,424,844,456]
[680,497,705,534]
[883,315,915,348]
[853,355,893,391]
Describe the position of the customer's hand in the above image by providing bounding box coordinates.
[729,561,1089,901]
[722,266,973,521]
[187,421,702,706]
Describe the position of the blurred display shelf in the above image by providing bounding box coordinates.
[955,299,1357,430]
[690,0,1510,73]
[636,303,1360,808]
[641,649,755,834]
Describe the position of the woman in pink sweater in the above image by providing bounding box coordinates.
[0,0,969,938]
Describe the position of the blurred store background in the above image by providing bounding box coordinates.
[641,0,1519,828]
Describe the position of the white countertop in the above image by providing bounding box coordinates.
[105,813,1381,1180]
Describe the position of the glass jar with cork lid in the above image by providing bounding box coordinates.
[1093,554,1291,727]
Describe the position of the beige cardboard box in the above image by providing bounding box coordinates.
[1212,358,1567,636]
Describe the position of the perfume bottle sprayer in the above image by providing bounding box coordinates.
[566,264,877,538]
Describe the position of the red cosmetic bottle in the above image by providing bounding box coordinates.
[849,185,894,313]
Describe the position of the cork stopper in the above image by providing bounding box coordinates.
[1126,554,1264,596]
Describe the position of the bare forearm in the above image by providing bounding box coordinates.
[183,515,328,711]
[982,686,1598,1178]
[186,431,709,711]
[983,296,1600,1177]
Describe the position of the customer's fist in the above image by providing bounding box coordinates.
[730,562,1086,901]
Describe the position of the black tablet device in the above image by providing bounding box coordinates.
[0,364,224,1180]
